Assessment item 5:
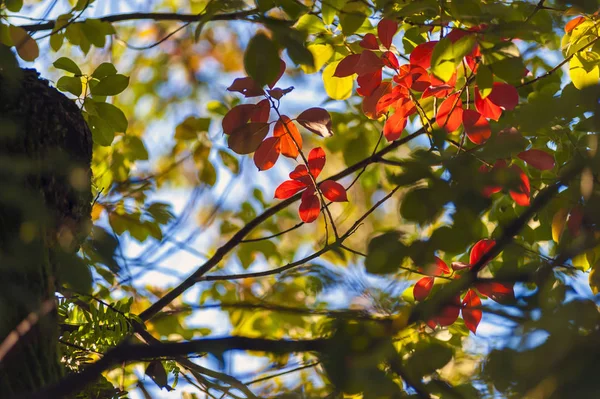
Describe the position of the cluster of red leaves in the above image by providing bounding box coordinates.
[334,20,520,144]
[274,148,348,222]
[413,239,514,334]
[478,129,555,207]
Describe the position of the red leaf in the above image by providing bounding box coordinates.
[274,115,302,158]
[228,122,270,154]
[299,190,321,223]
[414,277,434,301]
[363,81,392,119]
[355,50,384,76]
[517,149,555,171]
[475,282,514,303]
[433,296,461,327]
[357,70,382,97]
[509,165,530,206]
[436,93,464,132]
[289,165,312,186]
[430,256,450,276]
[395,97,417,117]
[383,111,407,142]
[222,104,257,134]
[462,290,482,334]
[268,59,287,89]
[395,65,430,92]
[565,16,586,33]
[297,107,333,138]
[462,109,491,144]
[360,33,379,50]
[307,147,326,178]
[334,54,361,77]
[568,207,584,236]
[251,99,270,123]
[470,239,496,267]
[376,86,407,115]
[422,83,454,99]
[378,18,398,49]
[227,77,264,97]
[487,83,519,111]
[253,137,281,171]
[410,41,437,69]
[381,51,399,70]
[475,87,502,121]
[320,180,348,202]
[274,179,306,199]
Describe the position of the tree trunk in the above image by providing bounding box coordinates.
[0,64,92,396]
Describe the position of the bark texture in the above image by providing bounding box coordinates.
[0,67,92,395]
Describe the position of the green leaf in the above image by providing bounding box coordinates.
[49,33,64,52]
[5,0,23,12]
[80,18,114,48]
[54,250,93,294]
[256,0,276,12]
[295,14,326,35]
[278,0,309,19]
[91,62,117,79]
[199,162,217,186]
[147,203,174,225]
[91,74,129,96]
[57,75,83,97]
[94,102,128,133]
[399,186,451,225]
[175,116,211,140]
[476,64,493,99]
[122,136,149,161]
[322,0,347,25]
[219,150,240,173]
[406,340,454,377]
[244,33,280,86]
[339,2,369,35]
[365,231,408,274]
[430,34,476,82]
[87,114,115,146]
[146,360,170,390]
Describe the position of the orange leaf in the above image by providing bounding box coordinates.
[410,41,437,69]
[565,16,586,33]
[253,137,281,171]
[274,115,302,158]
[436,93,464,132]
[363,81,392,119]
[383,111,407,142]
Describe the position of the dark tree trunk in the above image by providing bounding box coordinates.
[0,62,92,396]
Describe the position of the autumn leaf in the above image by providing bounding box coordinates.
[320,180,347,202]
[274,115,302,158]
[462,109,491,144]
[377,18,398,50]
[254,137,281,171]
[517,149,555,171]
[228,122,270,154]
[359,33,379,50]
[436,93,464,132]
[296,108,333,138]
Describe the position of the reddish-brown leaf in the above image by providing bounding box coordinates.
[308,147,326,178]
[289,165,312,186]
[470,239,496,266]
[433,295,461,327]
[422,83,454,99]
[333,53,361,77]
[274,179,306,199]
[475,281,514,303]
[565,16,586,33]
[359,33,379,50]
[296,107,333,138]
[299,189,321,223]
[410,41,437,69]
[357,70,382,97]
[274,115,302,158]
[462,289,482,334]
[227,77,265,97]
[517,149,555,171]
[320,180,348,202]
[568,207,584,236]
[381,51,399,70]
[414,277,434,301]
[268,59,287,89]
[377,18,398,49]
[422,256,450,276]
[251,99,270,123]
[228,122,270,154]
[462,109,491,144]
[354,50,384,76]
[222,104,258,134]
[383,111,407,142]
[436,93,464,132]
[253,137,281,171]
[363,81,392,119]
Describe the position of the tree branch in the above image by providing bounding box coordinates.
[19,9,261,33]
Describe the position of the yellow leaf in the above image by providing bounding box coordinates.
[552,208,568,243]
[323,61,353,100]
[9,25,39,62]
[301,44,334,74]
[573,253,590,271]
[569,53,600,90]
